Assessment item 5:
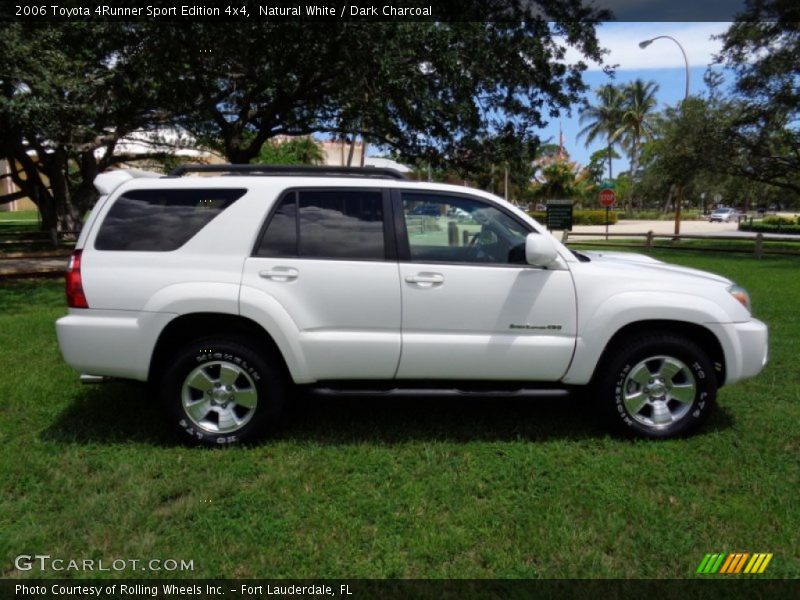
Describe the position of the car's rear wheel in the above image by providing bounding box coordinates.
[597,333,717,439]
[160,338,285,445]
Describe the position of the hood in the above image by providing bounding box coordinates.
[581,251,733,285]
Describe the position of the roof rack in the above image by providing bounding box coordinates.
[168,163,409,180]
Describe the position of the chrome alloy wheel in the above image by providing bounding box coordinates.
[181,361,258,434]
[622,355,696,429]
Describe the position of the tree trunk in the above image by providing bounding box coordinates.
[34,186,58,243]
[360,137,367,167]
[42,148,84,238]
[346,135,356,166]
[627,140,639,215]
[663,184,675,214]
[607,142,614,180]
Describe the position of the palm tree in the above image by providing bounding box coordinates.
[292,137,325,165]
[578,84,624,180]
[614,79,660,209]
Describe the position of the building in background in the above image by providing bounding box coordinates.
[0,159,37,212]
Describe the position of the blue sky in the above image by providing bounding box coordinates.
[542,22,733,173]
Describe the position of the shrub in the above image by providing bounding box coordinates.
[739,220,800,235]
[761,216,797,226]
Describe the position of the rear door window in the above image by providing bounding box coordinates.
[256,189,386,260]
[95,188,246,251]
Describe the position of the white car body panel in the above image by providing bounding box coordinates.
[396,264,576,380]
[56,309,173,380]
[241,258,402,381]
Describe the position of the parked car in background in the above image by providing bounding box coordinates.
[446,206,472,221]
[709,208,740,223]
[409,203,441,217]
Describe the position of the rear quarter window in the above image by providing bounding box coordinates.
[94,188,246,251]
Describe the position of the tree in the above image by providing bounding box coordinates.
[253,137,325,165]
[634,93,794,213]
[0,4,609,234]
[714,0,800,195]
[578,84,624,179]
[636,97,722,213]
[586,147,619,185]
[613,79,660,211]
[0,23,173,235]
[139,2,606,171]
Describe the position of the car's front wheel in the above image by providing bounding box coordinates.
[597,333,717,439]
[160,338,285,445]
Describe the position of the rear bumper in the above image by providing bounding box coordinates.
[707,319,768,385]
[56,309,174,381]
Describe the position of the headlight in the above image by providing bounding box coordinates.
[728,285,751,313]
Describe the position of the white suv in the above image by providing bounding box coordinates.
[56,165,768,444]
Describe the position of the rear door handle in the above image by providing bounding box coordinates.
[405,272,444,286]
[259,267,299,282]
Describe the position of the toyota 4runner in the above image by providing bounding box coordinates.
[56,165,769,444]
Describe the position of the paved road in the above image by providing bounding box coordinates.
[570,219,738,236]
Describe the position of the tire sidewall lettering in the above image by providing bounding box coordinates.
[610,348,714,434]
[165,341,280,446]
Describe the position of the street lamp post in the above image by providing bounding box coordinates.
[639,35,690,235]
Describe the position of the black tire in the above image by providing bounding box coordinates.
[159,338,286,446]
[596,333,716,439]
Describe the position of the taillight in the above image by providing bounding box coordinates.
[66,249,89,308]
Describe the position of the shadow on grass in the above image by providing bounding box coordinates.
[41,383,177,446]
[42,382,735,446]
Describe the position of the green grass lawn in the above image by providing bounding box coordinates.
[0,210,39,223]
[1,251,798,579]
[0,214,74,255]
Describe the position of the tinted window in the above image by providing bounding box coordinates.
[95,188,245,251]
[256,189,385,260]
[256,194,297,257]
[402,192,529,264]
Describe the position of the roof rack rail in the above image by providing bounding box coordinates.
[168,163,409,180]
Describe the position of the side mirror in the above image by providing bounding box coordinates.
[525,233,558,267]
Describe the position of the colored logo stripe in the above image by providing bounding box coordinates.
[696,553,726,573]
[720,553,749,573]
[697,553,773,574]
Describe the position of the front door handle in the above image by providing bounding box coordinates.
[405,272,444,286]
[259,267,299,282]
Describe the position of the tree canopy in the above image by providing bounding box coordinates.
[138,9,605,168]
[714,0,800,193]
[1,4,608,234]
[0,22,169,231]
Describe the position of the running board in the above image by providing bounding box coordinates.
[308,387,572,399]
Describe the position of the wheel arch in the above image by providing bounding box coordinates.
[591,320,726,387]
[149,313,292,384]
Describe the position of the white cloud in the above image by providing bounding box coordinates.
[564,22,730,71]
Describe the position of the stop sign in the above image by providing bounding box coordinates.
[599,188,616,207]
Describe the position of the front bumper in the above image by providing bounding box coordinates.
[706,318,768,385]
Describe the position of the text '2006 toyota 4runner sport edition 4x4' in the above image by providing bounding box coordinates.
[56,165,768,445]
